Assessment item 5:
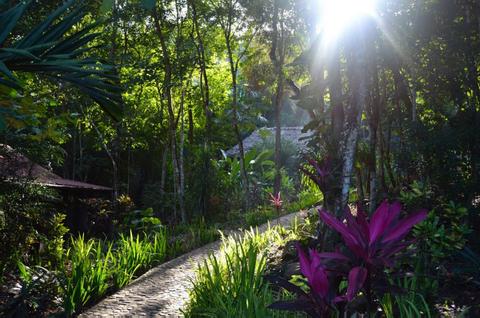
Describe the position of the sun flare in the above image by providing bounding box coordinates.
[317,0,378,45]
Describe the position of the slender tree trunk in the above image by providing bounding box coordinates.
[329,46,345,142]
[270,0,285,196]
[190,0,212,215]
[160,146,168,216]
[86,110,119,201]
[385,122,397,189]
[179,88,186,223]
[188,105,194,144]
[368,45,380,212]
[356,167,365,203]
[225,31,249,210]
[153,6,180,221]
[109,0,121,205]
[340,23,369,210]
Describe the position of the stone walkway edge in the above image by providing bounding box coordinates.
[80,211,306,318]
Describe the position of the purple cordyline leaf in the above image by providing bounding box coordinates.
[382,209,428,244]
[308,249,329,297]
[345,207,369,247]
[334,295,348,303]
[381,241,410,258]
[383,201,402,230]
[369,200,400,245]
[309,249,322,269]
[356,205,371,238]
[296,244,330,297]
[316,252,350,262]
[297,243,312,279]
[310,265,329,297]
[319,209,366,259]
[346,267,367,301]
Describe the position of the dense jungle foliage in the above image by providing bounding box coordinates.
[0,0,479,316]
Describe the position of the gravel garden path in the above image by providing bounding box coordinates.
[79,211,306,318]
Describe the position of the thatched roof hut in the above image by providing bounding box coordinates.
[224,127,312,156]
[0,144,111,192]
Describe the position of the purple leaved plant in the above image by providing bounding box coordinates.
[318,201,427,268]
[268,200,428,317]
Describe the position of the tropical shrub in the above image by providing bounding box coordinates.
[111,230,167,288]
[413,201,471,262]
[1,262,61,317]
[244,207,277,227]
[120,207,163,234]
[62,229,167,315]
[0,183,68,277]
[268,201,428,317]
[184,227,301,318]
[379,275,432,318]
[62,236,112,315]
[169,218,220,256]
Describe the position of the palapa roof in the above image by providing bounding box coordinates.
[224,127,312,156]
[0,144,112,191]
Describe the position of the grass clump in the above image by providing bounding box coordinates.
[184,225,302,318]
[62,229,167,315]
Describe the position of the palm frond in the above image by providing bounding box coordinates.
[0,1,123,121]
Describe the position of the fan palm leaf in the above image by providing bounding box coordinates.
[0,0,122,120]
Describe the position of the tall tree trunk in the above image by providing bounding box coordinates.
[160,145,168,217]
[153,6,180,221]
[270,0,285,197]
[225,29,249,210]
[109,0,121,205]
[188,105,194,144]
[368,42,380,212]
[340,24,369,210]
[190,0,212,215]
[329,46,345,143]
[178,88,186,223]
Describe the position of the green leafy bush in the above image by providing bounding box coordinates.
[0,183,68,277]
[184,227,300,318]
[380,276,432,318]
[414,201,471,261]
[62,229,167,315]
[112,230,168,288]
[62,236,112,315]
[1,262,61,316]
[120,207,163,234]
[169,218,219,257]
[244,207,277,227]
